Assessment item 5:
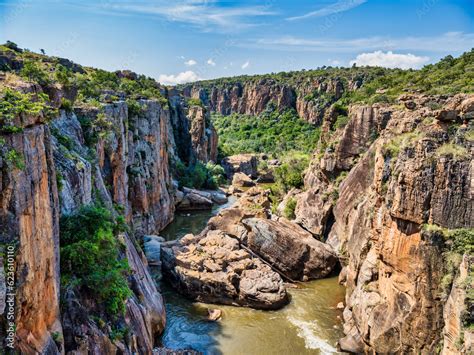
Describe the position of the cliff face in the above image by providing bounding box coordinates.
[184,76,350,124]
[0,75,216,353]
[0,111,61,353]
[292,94,474,353]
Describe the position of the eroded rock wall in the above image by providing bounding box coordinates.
[0,81,207,353]
[293,94,474,353]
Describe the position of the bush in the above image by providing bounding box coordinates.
[60,205,132,316]
[333,115,349,130]
[60,98,73,113]
[283,198,297,219]
[274,153,309,192]
[176,160,225,190]
[20,60,50,85]
[0,88,57,130]
[187,97,204,107]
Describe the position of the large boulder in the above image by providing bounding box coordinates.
[161,231,288,310]
[176,188,213,211]
[232,172,255,188]
[222,154,258,178]
[241,218,338,281]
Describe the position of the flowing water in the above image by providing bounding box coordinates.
[158,197,346,355]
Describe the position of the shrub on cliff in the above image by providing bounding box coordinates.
[0,88,57,132]
[60,204,132,316]
[20,60,50,85]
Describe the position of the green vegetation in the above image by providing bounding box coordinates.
[176,160,225,189]
[333,115,349,130]
[213,109,320,157]
[382,131,425,158]
[0,88,58,132]
[273,152,310,193]
[187,97,204,108]
[60,204,132,316]
[20,60,50,85]
[423,225,473,326]
[436,143,469,159]
[184,49,473,106]
[283,198,297,220]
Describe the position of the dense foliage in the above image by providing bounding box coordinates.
[213,109,320,157]
[176,160,226,189]
[60,205,132,317]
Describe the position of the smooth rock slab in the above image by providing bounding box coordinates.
[242,218,338,281]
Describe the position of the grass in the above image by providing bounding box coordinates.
[436,143,469,159]
[383,131,425,158]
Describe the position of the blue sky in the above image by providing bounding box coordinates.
[1,0,473,84]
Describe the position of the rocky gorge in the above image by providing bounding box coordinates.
[0,43,473,355]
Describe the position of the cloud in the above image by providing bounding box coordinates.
[100,1,276,32]
[350,51,429,69]
[249,32,474,53]
[287,0,366,21]
[241,61,250,69]
[158,70,201,85]
[184,59,197,66]
[207,58,216,66]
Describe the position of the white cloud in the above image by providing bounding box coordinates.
[207,58,216,66]
[184,59,197,66]
[350,51,430,69]
[158,70,201,85]
[249,32,474,53]
[241,61,250,69]
[287,0,366,21]
[102,1,276,32]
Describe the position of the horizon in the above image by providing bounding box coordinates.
[1,1,473,85]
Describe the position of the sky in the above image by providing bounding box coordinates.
[0,0,473,85]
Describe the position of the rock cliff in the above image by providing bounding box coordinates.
[0,64,218,353]
[292,94,474,353]
[183,74,361,124]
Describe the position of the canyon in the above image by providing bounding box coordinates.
[0,44,473,354]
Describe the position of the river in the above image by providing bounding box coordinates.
[157,196,346,355]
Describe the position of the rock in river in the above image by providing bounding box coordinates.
[161,231,289,310]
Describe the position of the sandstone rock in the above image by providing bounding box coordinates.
[232,172,255,188]
[1,125,62,354]
[241,218,338,281]
[256,169,275,183]
[209,190,228,204]
[161,230,288,310]
[435,109,459,122]
[222,154,258,178]
[188,106,218,162]
[144,235,165,266]
[207,309,222,321]
[176,189,213,211]
[442,254,473,354]
[460,96,474,119]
